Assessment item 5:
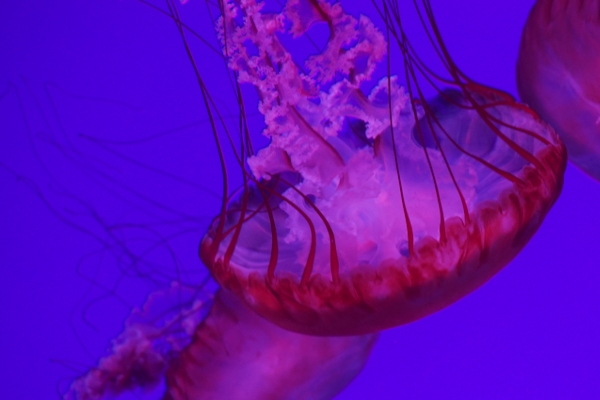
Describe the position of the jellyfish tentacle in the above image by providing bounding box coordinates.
[383,14,415,257]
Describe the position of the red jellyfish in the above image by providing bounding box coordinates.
[201,0,566,336]
[68,283,376,400]
[67,0,565,398]
[517,0,600,181]
[164,289,376,399]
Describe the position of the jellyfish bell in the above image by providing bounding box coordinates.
[67,283,377,400]
[517,0,600,181]
[201,0,566,336]
[164,289,377,400]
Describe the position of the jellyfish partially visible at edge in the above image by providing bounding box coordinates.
[517,0,600,182]
[68,283,376,400]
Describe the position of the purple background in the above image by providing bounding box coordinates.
[2,1,599,399]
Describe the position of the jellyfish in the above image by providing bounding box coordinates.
[163,289,376,400]
[517,0,600,181]
[201,0,566,337]
[67,283,376,400]
[0,0,572,399]
[201,0,564,335]
[62,0,565,396]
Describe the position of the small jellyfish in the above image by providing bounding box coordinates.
[164,289,376,400]
[201,0,566,336]
[68,284,376,400]
[517,0,600,181]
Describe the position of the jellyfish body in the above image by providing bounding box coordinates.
[201,0,566,336]
[68,284,376,400]
[165,289,377,400]
[517,0,600,181]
